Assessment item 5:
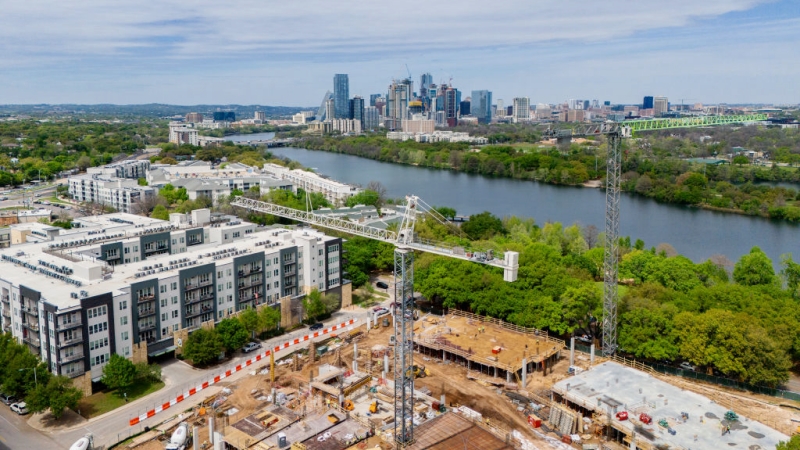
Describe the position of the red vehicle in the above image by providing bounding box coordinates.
[639,413,652,424]
[616,411,628,421]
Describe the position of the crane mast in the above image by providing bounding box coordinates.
[544,113,767,356]
[231,195,519,447]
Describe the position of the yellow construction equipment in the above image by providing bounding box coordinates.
[407,365,429,379]
[369,400,379,414]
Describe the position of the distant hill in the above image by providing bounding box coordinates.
[0,104,315,119]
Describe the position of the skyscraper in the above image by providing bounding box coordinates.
[420,73,433,96]
[512,97,531,123]
[325,98,336,123]
[642,96,654,110]
[386,79,413,131]
[471,90,492,124]
[443,87,458,127]
[316,91,333,122]
[653,96,669,115]
[369,94,381,107]
[364,106,379,131]
[333,74,349,119]
[460,100,471,116]
[349,96,365,126]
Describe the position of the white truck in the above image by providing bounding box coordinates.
[165,422,190,450]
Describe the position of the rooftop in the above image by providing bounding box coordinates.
[407,412,513,450]
[552,362,788,450]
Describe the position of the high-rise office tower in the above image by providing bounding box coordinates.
[364,106,379,130]
[369,94,381,107]
[460,100,471,116]
[642,96,654,110]
[333,74,350,119]
[471,90,492,124]
[386,78,413,131]
[583,100,590,110]
[349,96,365,125]
[185,112,203,123]
[512,97,531,123]
[420,73,433,96]
[653,96,668,115]
[316,91,333,122]
[213,111,235,122]
[495,99,505,118]
[325,98,336,123]
[443,87,458,127]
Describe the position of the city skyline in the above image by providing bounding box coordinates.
[1,0,799,106]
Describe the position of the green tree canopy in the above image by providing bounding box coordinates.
[101,354,137,391]
[184,328,223,365]
[461,211,506,240]
[216,318,250,353]
[733,247,776,286]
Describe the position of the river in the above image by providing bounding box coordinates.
[244,141,798,267]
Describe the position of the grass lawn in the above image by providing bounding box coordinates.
[76,379,165,419]
[45,196,70,205]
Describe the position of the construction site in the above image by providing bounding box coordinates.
[119,306,796,450]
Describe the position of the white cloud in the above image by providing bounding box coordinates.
[0,0,796,104]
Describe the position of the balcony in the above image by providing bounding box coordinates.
[23,334,41,348]
[186,292,215,305]
[63,366,86,378]
[57,318,82,331]
[23,307,39,318]
[237,279,263,288]
[184,279,213,292]
[138,308,156,318]
[137,293,156,303]
[2,308,10,319]
[185,305,213,319]
[138,321,156,332]
[59,335,83,348]
[238,266,262,277]
[22,321,39,332]
[284,268,296,276]
[1,295,9,304]
[187,239,202,247]
[239,296,256,304]
[61,352,84,364]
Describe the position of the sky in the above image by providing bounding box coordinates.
[1,0,799,106]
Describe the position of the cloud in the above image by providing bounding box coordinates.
[0,0,795,104]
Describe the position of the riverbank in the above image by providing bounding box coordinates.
[297,135,800,224]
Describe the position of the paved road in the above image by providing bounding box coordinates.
[0,404,67,450]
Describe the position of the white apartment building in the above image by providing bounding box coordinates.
[68,174,155,213]
[512,97,531,123]
[87,160,150,179]
[0,213,347,392]
[330,119,362,134]
[402,119,435,134]
[262,163,360,206]
[168,123,199,146]
[169,177,294,205]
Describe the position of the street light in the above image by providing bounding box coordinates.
[19,367,37,388]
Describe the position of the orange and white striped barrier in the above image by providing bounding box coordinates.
[129,318,358,426]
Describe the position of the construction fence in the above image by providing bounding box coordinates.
[570,343,800,402]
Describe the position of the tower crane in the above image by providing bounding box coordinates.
[231,195,519,447]
[542,113,768,357]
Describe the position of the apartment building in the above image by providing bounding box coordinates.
[262,163,360,206]
[87,160,151,179]
[68,174,155,213]
[0,213,347,392]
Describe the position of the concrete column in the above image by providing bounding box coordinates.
[353,343,358,372]
[590,344,595,366]
[208,416,214,446]
[521,358,527,385]
[367,316,371,331]
[353,360,357,372]
[271,387,277,405]
[507,371,512,383]
[193,426,199,450]
[384,354,389,373]
[494,366,497,378]
[570,337,575,368]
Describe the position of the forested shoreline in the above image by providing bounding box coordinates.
[301,126,800,222]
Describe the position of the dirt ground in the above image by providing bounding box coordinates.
[131,318,799,449]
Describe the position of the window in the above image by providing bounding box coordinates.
[124,346,130,356]
[227,282,232,289]
[161,313,167,321]
[172,239,176,245]
[162,327,168,336]
[120,316,128,326]
[274,281,279,288]
[172,310,179,318]
[233,232,240,238]
[328,244,339,252]
[273,269,279,276]
[160,285,167,293]
[173,324,179,331]
[122,331,129,341]
[172,296,178,304]
[161,298,167,307]
[218,284,223,291]
[218,271,223,278]
[274,257,279,264]
[171,282,177,290]
[318,260,323,267]
[180,237,184,243]
[119,301,127,310]
[124,247,129,254]
[227,269,232,276]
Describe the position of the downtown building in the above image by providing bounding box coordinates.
[512,97,531,123]
[471,90,493,124]
[0,212,348,393]
[333,74,350,119]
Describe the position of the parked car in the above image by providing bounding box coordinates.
[242,342,262,353]
[376,281,389,289]
[679,362,696,371]
[576,334,593,344]
[0,393,16,405]
[309,322,324,331]
[374,307,389,317]
[10,402,29,415]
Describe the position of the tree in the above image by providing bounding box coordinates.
[134,362,162,383]
[160,157,178,165]
[137,178,148,186]
[151,204,170,220]
[238,308,260,339]
[461,211,506,240]
[777,434,800,450]
[365,180,388,210]
[733,247,776,286]
[433,206,457,221]
[183,328,223,365]
[732,155,749,165]
[303,289,327,322]
[101,354,136,391]
[26,375,82,420]
[216,318,249,353]
[259,306,281,333]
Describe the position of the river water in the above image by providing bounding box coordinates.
[237,140,798,267]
